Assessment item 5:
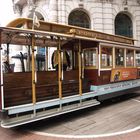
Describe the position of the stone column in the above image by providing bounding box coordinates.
[13,3,22,17]
[58,0,66,24]
[49,0,58,22]
[102,2,113,34]
[134,6,140,45]
[91,2,104,32]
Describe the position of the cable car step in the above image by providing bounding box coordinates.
[1,99,100,128]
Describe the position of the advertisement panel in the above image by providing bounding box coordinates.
[110,68,137,82]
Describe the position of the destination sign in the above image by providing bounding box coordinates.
[69,28,133,45]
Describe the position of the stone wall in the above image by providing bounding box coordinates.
[12,0,140,45]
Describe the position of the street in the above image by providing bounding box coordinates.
[0,92,140,140]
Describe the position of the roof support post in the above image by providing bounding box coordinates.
[6,43,10,64]
[31,34,36,115]
[124,48,126,68]
[98,44,101,76]
[58,37,62,99]
[134,50,136,67]
[0,31,4,110]
[45,47,48,71]
[113,47,115,68]
[78,40,82,96]
[27,45,31,71]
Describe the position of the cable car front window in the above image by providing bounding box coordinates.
[101,47,112,68]
[136,51,140,67]
[84,48,97,68]
[126,49,134,67]
[115,48,124,67]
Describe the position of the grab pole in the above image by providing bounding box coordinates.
[78,40,82,96]
[31,34,36,115]
[0,34,4,110]
[58,37,62,99]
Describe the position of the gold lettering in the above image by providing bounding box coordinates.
[69,28,133,45]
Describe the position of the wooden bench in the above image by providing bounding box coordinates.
[3,70,90,107]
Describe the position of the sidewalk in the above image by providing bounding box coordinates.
[0,126,139,140]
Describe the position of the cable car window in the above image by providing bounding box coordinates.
[101,47,112,68]
[126,49,134,67]
[115,48,124,67]
[136,51,140,67]
[84,48,97,67]
[36,47,45,71]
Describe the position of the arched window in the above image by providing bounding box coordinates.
[68,10,90,29]
[115,13,133,38]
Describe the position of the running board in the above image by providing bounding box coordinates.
[1,99,100,128]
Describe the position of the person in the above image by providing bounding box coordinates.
[52,50,70,71]
[2,52,13,73]
[3,61,13,73]
[114,71,120,82]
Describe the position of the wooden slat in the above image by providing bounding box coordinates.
[3,71,90,107]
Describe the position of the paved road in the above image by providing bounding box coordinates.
[25,92,140,135]
[0,92,140,140]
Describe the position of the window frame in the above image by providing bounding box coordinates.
[126,49,134,67]
[135,50,140,68]
[100,46,113,68]
[83,48,98,69]
[115,47,125,68]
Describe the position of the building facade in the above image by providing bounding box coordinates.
[12,0,140,45]
[7,0,140,72]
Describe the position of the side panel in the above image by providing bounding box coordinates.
[84,69,111,85]
[84,68,139,86]
[3,70,84,107]
[137,68,140,78]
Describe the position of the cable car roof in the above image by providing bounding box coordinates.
[0,18,138,49]
[6,18,135,45]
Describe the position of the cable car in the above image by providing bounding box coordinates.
[0,18,140,128]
